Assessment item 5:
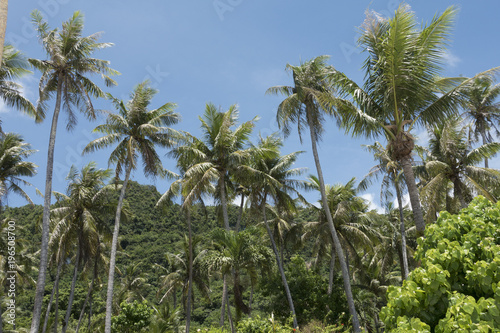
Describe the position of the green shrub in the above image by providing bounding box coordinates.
[380,197,500,332]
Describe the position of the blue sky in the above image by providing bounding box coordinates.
[2,0,500,210]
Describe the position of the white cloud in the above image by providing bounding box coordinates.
[360,193,384,213]
[441,51,461,68]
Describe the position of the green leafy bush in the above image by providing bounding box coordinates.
[237,313,294,333]
[111,300,154,333]
[380,197,500,332]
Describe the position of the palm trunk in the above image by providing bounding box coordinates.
[62,242,81,333]
[0,0,8,65]
[235,194,244,233]
[185,209,193,333]
[76,257,98,333]
[226,291,235,333]
[307,110,361,333]
[480,121,489,168]
[31,74,64,333]
[400,154,425,236]
[453,178,467,209]
[104,163,132,333]
[53,270,61,333]
[328,245,336,295]
[220,274,228,327]
[219,174,231,230]
[395,182,409,280]
[262,197,298,328]
[42,258,63,333]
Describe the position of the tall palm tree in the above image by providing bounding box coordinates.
[83,80,179,333]
[461,77,500,168]
[0,0,8,65]
[174,103,256,329]
[29,11,118,331]
[0,45,38,124]
[267,55,362,332]
[50,162,115,333]
[419,117,500,210]
[0,132,36,208]
[359,142,410,279]
[330,4,499,236]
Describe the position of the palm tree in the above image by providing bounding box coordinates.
[267,55,362,332]
[0,45,38,124]
[0,132,36,209]
[83,80,179,333]
[419,117,500,211]
[461,77,500,168]
[245,134,306,328]
[207,228,273,323]
[29,11,118,331]
[0,0,8,65]
[359,142,410,279]
[49,162,115,333]
[304,177,380,294]
[330,4,499,236]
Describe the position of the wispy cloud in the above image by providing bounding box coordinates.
[360,193,384,213]
[441,51,461,68]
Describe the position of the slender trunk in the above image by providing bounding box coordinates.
[219,174,230,230]
[226,291,235,333]
[453,178,467,209]
[374,313,381,333]
[235,194,244,233]
[262,197,298,328]
[185,209,193,333]
[249,284,254,314]
[220,274,227,327]
[173,288,177,309]
[233,268,250,322]
[31,73,64,333]
[0,0,8,65]
[88,293,92,331]
[328,245,336,295]
[62,242,81,333]
[53,269,61,333]
[104,164,132,333]
[307,110,361,333]
[480,121,489,168]
[395,182,409,280]
[400,154,425,236]
[76,257,98,333]
[42,258,63,333]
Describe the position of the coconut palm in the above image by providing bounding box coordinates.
[29,10,118,331]
[461,77,500,168]
[244,134,306,328]
[330,4,499,236]
[304,177,380,295]
[0,0,7,64]
[207,228,273,323]
[83,80,179,333]
[49,162,114,333]
[419,117,500,211]
[0,132,36,208]
[267,55,362,331]
[359,142,410,279]
[0,45,38,124]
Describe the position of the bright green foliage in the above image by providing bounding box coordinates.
[237,314,294,333]
[111,300,154,333]
[380,197,500,332]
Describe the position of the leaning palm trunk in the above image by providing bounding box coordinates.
[42,258,63,333]
[226,290,235,333]
[262,198,298,329]
[62,242,81,333]
[32,75,64,333]
[400,154,425,235]
[307,111,361,333]
[185,209,193,333]
[395,181,409,280]
[220,274,228,327]
[104,164,132,333]
[453,178,467,209]
[0,0,7,65]
[480,122,489,168]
